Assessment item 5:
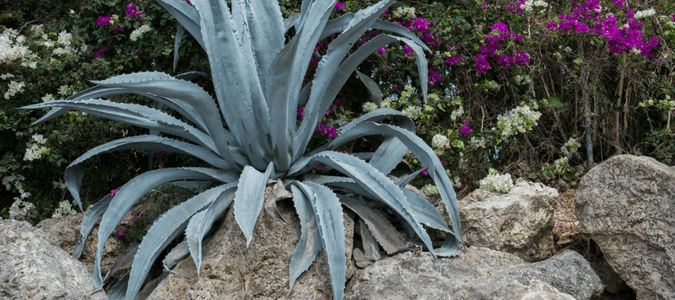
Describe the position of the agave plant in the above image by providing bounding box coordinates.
[22,0,461,299]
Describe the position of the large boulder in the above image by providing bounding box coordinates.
[575,155,675,299]
[147,183,354,299]
[0,219,108,300]
[459,182,559,262]
[344,247,602,300]
[36,212,126,276]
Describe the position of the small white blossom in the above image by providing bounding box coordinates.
[52,200,77,218]
[362,102,378,112]
[4,81,25,99]
[450,106,464,121]
[402,106,422,119]
[42,93,54,102]
[633,9,656,19]
[431,134,448,149]
[32,134,47,144]
[392,6,416,18]
[479,172,514,193]
[43,40,54,48]
[496,105,542,138]
[0,73,14,80]
[58,85,71,96]
[57,30,73,46]
[422,184,438,196]
[130,25,151,41]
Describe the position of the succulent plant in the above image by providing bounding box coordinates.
[22,0,461,299]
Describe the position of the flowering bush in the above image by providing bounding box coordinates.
[479,169,515,193]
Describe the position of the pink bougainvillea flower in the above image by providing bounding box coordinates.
[96,15,111,27]
[110,189,118,197]
[133,212,139,218]
[421,169,428,176]
[378,47,386,56]
[428,68,440,86]
[482,2,488,9]
[334,2,345,10]
[127,220,133,226]
[297,107,305,119]
[94,46,108,58]
[118,230,127,236]
[136,48,142,54]
[474,54,490,74]
[315,164,324,170]
[460,125,472,135]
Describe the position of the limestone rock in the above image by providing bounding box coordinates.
[575,155,675,299]
[344,247,601,300]
[459,182,559,261]
[0,219,108,300]
[36,212,126,277]
[147,186,354,299]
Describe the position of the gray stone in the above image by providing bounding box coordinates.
[344,247,602,300]
[459,182,559,262]
[0,219,108,300]
[147,182,354,299]
[36,212,127,283]
[575,155,675,299]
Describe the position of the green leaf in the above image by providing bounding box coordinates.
[546,96,567,109]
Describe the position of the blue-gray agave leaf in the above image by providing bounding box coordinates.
[288,184,322,293]
[233,162,275,246]
[155,0,205,50]
[72,194,113,258]
[173,25,185,73]
[293,0,393,157]
[93,167,238,287]
[22,100,218,152]
[125,183,237,300]
[293,181,346,300]
[358,218,380,261]
[288,151,436,258]
[162,240,190,272]
[185,183,237,274]
[338,195,410,254]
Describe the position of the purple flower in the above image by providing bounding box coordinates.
[118,230,127,236]
[96,15,111,27]
[460,125,472,135]
[557,224,563,229]
[382,9,389,17]
[378,47,386,56]
[627,9,634,19]
[133,212,139,218]
[94,46,108,58]
[421,169,428,176]
[110,189,118,197]
[496,54,513,68]
[474,54,490,74]
[403,44,414,57]
[482,2,488,9]
[136,48,142,54]
[612,0,624,8]
[183,0,192,4]
[315,164,324,170]
[428,68,440,86]
[297,107,305,119]
[412,17,429,31]
[127,220,133,226]
[126,2,142,17]
[513,51,530,65]
[333,98,344,106]
[446,54,465,65]
[334,2,345,10]
[317,124,337,138]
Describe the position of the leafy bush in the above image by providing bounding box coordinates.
[22,0,461,299]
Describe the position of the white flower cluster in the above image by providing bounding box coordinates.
[560,137,581,157]
[52,200,77,218]
[52,179,67,189]
[58,84,73,96]
[514,75,532,86]
[470,136,484,148]
[42,93,54,102]
[479,172,514,193]
[399,85,416,104]
[431,134,448,149]
[52,30,79,57]
[23,134,50,161]
[486,80,499,90]
[450,105,464,121]
[392,6,416,18]
[3,174,36,220]
[362,102,378,112]
[633,9,656,19]
[4,80,25,99]
[130,25,151,41]
[379,97,393,108]
[496,105,542,138]
[422,184,438,196]
[403,105,422,119]
[0,28,31,61]
[0,73,14,80]
[9,197,36,220]
[520,0,548,12]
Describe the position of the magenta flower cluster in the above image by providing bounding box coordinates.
[334,2,345,10]
[472,22,530,73]
[154,150,171,158]
[317,124,337,138]
[125,2,144,18]
[94,2,148,59]
[396,16,442,48]
[546,0,659,58]
[428,68,441,86]
[460,119,472,135]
